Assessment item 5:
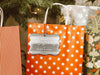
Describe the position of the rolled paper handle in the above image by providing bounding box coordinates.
[43,3,66,36]
[0,7,3,27]
[44,3,66,24]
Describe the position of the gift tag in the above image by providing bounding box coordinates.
[28,34,60,55]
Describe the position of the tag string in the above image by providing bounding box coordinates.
[0,7,3,27]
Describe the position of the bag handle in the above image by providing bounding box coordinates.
[44,3,66,24]
[0,7,3,27]
[43,3,68,36]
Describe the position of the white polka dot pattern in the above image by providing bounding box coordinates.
[26,23,85,75]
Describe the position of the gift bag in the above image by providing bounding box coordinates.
[26,3,85,75]
[0,7,22,75]
[83,10,100,75]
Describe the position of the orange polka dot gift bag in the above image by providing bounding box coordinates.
[26,3,85,75]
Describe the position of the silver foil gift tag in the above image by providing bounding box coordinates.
[28,34,60,55]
